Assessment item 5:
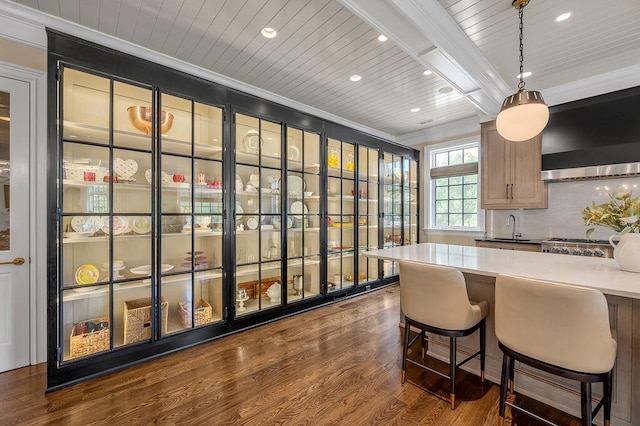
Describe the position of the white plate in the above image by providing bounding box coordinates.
[130,264,174,275]
[287,175,305,195]
[145,169,152,184]
[246,217,259,230]
[290,201,308,215]
[70,216,101,233]
[287,145,300,161]
[101,216,130,235]
[131,216,151,234]
[63,231,94,238]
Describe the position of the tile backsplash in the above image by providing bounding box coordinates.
[487,177,640,241]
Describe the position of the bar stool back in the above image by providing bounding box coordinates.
[495,274,617,426]
[399,261,488,409]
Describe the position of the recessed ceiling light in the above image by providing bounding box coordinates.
[438,86,454,94]
[410,108,421,113]
[261,27,277,38]
[555,12,571,22]
[377,34,388,42]
[423,70,432,76]
[517,71,532,79]
[349,74,362,82]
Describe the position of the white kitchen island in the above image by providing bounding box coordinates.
[364,243,640,426]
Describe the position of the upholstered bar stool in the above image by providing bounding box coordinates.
[399,261,489,409]
[495,275,617,426]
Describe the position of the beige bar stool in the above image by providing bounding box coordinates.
[399,261,489,409]
[495,275,617,426]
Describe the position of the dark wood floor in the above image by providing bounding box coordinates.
[0,285,581,425]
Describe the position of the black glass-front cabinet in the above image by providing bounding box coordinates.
[47,31,418,389]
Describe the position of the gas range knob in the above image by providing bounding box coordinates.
[572,249,582,256]
[593,249,605,257]
[560,247,570,255]
[582,249,593,256]
[551,246,561,254]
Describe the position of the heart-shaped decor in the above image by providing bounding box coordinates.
[113,158,138,180]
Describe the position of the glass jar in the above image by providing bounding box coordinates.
[346,151,355,171]
[328,146,339,168]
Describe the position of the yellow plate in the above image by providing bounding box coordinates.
[75,264,99,285]
[332,222,354,227]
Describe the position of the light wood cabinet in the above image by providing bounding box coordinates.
[480,121,547,209]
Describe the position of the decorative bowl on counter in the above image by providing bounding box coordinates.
[127,106,174,135]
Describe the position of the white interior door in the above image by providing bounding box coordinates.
[0,76,30,372]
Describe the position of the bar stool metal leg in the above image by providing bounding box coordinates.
[450,337,456,409]
[580,382,592,426]
[402,322,411,383]
[480,321,486,383]
[604,370,612,426]
[499,353,510,417]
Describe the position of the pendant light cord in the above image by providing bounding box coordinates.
[518,4,525,91]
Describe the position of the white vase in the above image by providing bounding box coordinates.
[609,233,640,273]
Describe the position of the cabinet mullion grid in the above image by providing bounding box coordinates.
[189,99,195,330]
[107,77,115,350]
[281,124,287,305]
[56,62,66,362]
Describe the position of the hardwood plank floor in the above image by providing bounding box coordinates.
[0,285,581,425]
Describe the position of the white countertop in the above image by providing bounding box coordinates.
[364,243,640,299]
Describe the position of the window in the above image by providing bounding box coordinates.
[425,138,483,231]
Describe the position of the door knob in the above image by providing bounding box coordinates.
[0,257,25,265]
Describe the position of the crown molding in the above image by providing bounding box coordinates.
[0,0,396,143]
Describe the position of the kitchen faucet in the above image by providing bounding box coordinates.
[507,214,516,240]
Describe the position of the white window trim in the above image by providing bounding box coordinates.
[424,136,485,232]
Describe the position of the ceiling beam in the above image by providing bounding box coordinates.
[339,0,512,118]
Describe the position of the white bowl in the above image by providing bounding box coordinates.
[304,191,313,197]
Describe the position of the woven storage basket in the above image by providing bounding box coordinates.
[69,317,110,359]
[177,299,213,327]
[123,297,168,344]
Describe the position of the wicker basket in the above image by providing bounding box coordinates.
[177,299,213,327]
[123,297,168,344]
[69,317,110,359]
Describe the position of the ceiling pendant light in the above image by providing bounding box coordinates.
[496,0,549,142]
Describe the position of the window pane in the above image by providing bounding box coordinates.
[435,178,448,187]
[450,214,462,226]
[464,199,477,213]
[449,199,462,213]
[435,186,448,200]
[435,200,448,213]
[463,147,478,163]
[464,175,477,184]
[464,184,477,198]
[435,214,448,226]
[463,214,477,227]
[449,185,462,199]
[435,152,448,167]
[449,150,463,165]
[449,176,462,185]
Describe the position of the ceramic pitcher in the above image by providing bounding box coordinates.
[609,233,640,273]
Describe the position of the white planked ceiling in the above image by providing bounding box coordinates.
[7,0,640,140]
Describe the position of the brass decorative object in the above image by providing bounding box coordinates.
[127,106,174,135]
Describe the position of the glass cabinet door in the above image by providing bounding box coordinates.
[286,128,322,302]
[327,138,356,291]
[357,146,379,284]
[159,93,224,336]
[405,159,419,245]
[59,68,154,359]
[235,114,283,315]
[58,67,226,362]
[383,153,403,278]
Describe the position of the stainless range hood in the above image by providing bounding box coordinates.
[541,86,640,181]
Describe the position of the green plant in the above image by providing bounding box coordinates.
[582,191,640,238]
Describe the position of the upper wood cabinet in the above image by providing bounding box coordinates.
[480,121,547,209]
